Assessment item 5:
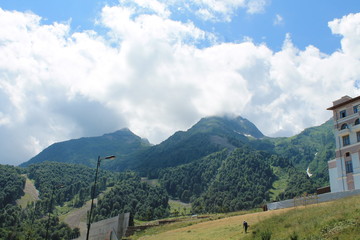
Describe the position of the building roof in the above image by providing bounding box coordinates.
[327,95,360,110]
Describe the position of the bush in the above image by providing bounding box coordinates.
[289,231,298,240]
[260,229,272,240]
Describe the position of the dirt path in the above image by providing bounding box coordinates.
[138,208,292,240]
[63,198,98,237]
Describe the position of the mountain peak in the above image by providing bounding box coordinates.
[192,115,264,139]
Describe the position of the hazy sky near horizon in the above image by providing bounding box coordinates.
[1,0,360,165]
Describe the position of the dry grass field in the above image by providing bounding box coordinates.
[133,195,360,240]
[135,208,291,240]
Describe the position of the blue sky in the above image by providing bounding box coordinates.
[1,0,359,53]
[1,0,360,165]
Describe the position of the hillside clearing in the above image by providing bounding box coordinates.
[16,175,39,208]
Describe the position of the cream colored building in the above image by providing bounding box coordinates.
[327,95,360,192]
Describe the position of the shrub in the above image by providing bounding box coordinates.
[289,231,298,240]
[260,229,272,240]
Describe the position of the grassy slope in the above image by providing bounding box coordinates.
[133,195,360,240]
[244,195,360,240]
[168,200,192,216]
[134,209,287,240]
[16,175,39,208]
[269,167,288,201]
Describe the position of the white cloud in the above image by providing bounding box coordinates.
[178,0,269,22]
[274,14,284,26]
[0,5,360,165]
[246,0,268,14]
[131,0,170,18]
[328,13,360,59]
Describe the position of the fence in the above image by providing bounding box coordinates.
[267,189,360,211]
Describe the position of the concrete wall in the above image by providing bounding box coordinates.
[267,189,360,211]
[74,213,129,240]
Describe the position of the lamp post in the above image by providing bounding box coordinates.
[86,155,116,240]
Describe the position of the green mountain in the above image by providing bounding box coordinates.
[271,119,335,186]
[16,116,337,215]
[20,128,151,168]
[21,116,334,185]
[121,116,265,177]
[158,118,335,212]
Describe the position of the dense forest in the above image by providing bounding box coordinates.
[0,165,25,208]
[0,162,170,239]
[159,150,229,202]
[26,162,169,222]
[271,119,334,185]
[93,172,169,222]
[27,161,119,208]
[192,148,275,213]
[160,145,322,214]
[0,164,79,239]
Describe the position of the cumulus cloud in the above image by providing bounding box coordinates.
[328,13,360,59]
[0,4,360,165]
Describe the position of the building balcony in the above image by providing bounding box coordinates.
[338,128,351,136]
[352,123,360,132]
[335,112,360,126]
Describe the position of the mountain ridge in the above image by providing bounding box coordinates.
[20,116,334,185]
[20,128,151,168]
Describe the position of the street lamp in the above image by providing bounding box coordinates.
[86,155,116,240]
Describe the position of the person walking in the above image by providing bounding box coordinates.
[243,221,248,233]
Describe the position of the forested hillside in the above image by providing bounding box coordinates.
[21,128,151,168]
[27,162,119,208]
[160,148,279,213]
[0,164,79,239]
[124,116,264,177]
[0,162,170,239]
[159,150,229,202]
[160,147,322,213]
[0,165,25,208]
[15,116,336,216]
[21,116,334,186]
[271,119,334,186]
[192,148,276,212]
[93,172,169,222]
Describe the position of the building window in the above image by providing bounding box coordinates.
[340,110,347,118]
[354,105,359,113]
[343,135,350,146]
[345,160,353,173]
[345,152,350,157]
[357,132,360,142]
[341,123,349,130]
[355,119,360,125]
